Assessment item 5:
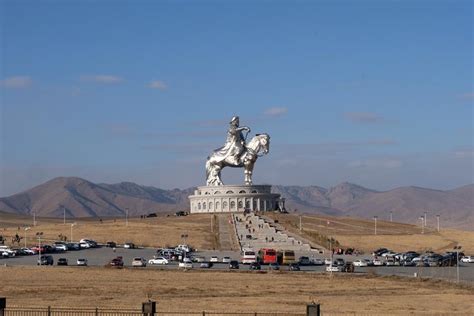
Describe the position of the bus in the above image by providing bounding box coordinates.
[277,250,296,265]
[241,248,257,264]
[258,248,277,264]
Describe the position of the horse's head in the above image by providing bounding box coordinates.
[255,133,270,155]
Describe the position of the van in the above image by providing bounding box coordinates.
[241,248,257,264]
[277,250,296,265]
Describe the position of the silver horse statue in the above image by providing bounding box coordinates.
[206,116,270,186]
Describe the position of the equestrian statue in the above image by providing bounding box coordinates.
[206,116,270,186]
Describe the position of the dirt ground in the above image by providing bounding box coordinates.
[0,266,472,315]
[267,213,474,254]
[0,214,217,250]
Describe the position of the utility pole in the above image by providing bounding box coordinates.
[70,223,76,242]
[24,227,31,248]
[33,212,36,226]
[419,216,424,234]
[63,206,66,224]
[390,211,393,222]
[126,208,129,227]
[454,245,462,283]
[373,216,378,235]
[436,215,440,232]
[424,211,427,227]
[299,215,302,232]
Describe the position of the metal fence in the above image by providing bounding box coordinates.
[3,309,305,316]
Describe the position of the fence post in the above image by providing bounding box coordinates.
[307,303,320,316]
[95,307,98,316]
[47,306,51,316]
[0,297,6,316]
[142,301,156,316]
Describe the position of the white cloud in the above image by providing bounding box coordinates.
[348,159,402,169]
[80,75,124,84]
[0,76,32,88]
[264,107,288,117]
[454,149,474,159]
[344,112,385,124]
[147,80,167,90]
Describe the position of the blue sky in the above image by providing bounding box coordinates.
[0,0,472,196]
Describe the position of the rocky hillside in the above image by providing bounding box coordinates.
[0,177,472,230]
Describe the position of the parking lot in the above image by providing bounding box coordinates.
[2,246,474,284]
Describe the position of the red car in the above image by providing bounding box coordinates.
[30,246,45,254]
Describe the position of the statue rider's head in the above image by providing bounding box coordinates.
[230,116,239,126]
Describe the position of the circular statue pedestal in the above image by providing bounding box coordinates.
[189,185,284,213]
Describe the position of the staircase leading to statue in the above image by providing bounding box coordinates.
[233,213,312,251]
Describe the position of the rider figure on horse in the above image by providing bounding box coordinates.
[216,116,251,166]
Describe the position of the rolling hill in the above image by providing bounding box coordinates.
[0,177,472,230]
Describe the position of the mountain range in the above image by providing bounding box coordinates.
[0,177,472,230]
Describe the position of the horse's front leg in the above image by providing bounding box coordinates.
[244,160,254,185]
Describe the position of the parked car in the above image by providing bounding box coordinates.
[148,257,169,265]
[123,242,136,249]
[57,258,68,266]
[79,242,91,249]
[200,262,213,268]
[222,256,231,263]
[334,258,345,266]
[299,256,311,266]
[67,243,81,250]
[268,262,280,270]
[108,257,123,267]
[192,256,206,263]
[461,256,474,263]
[182,257,192,263]
[353,259,368,267]
[77,258,88,266]
[249,262,261,270]
[229,260,239,269]
[311,258,324,266]
[324,258,332,265]
[326,265,340,272]
[289,263,301,271]
[37,255,54,265]
[131,257,146,267]
[178,262,193,269]
[20,248,35,255]
[373,259,384,266]
[373,248,390,256]
[210,256,219,262]
[106,241,117,248]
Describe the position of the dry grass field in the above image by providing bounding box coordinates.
[0,266,472,315]
[0,213,219,250]
[266,213,474,254]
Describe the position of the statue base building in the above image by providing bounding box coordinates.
[189,185,285,214]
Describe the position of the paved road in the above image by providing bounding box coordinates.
[2,247,473,284]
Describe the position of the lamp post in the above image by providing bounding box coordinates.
[126,208,129,227]
[454,245,462,283]
[36,232,43,263]
[419,216,424,234]
[373,216,378,235]
[424,211,427,227]
[436,215,440,232]
[33,211,36,226]
[299,215,302,232]
[70,223,76,242]
[24,227,31,248]
[63,206,66,225]
[390,211,393,222]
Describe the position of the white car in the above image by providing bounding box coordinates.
[353,259,368,267]
[182,257,192,263]
[77,258,88,266]
[311,258,324,265]
[178,262,193,269]
[54,244,68,252]
[381,251,397,257]
[373,259,384,266]
[79,242,91,249]
[326,265,340,272]
[222,256,231,263]
[132,257,146,267]
[148,257,169,265]
[461,256,474,263]
[21,248,35,255]
[210,256,219,262]
[176,244,191,253]
[324,258,332,265]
